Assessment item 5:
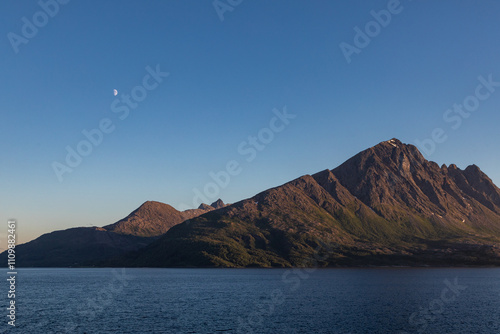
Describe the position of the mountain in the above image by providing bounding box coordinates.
[0,227,152,267]
[117,139,500,267]
[6,139,500,268]
[103,200,219,237]
[211,199,227,209]
[2,200,224,267]
[331,138,500,233]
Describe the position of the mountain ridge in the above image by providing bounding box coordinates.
[1,199,226,267]
[115,138,500,267]
[4,138,500,267]
[103,199,227,237]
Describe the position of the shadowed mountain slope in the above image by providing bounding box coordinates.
[6,139,500,268]
[119,139,500,267]
[0,227,152,267]
[3,199,226,267]
[103,200,217,237]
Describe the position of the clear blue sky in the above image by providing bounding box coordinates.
[2,0,500,245]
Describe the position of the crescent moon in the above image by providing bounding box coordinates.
[113,89,118,96]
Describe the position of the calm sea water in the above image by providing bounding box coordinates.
[2,268,500,333]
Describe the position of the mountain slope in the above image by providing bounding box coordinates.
[103,199,227,237]
[3,199,226,267]
[332,139,500,235]
[0,227,152,267]
[104,201,203,237]
[119,139,500,267]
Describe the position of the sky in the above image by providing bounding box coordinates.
[1,0,500,246]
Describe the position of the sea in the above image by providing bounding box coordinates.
[2,268,500,333]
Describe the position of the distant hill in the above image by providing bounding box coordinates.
[103,200,226,237]
[2,200,226,267]
[0,227,152,267]
[117,139,500,267]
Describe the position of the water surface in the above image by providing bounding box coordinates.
[4,268,500,333]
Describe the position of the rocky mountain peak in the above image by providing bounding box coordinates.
[104,200,212,238]
[465,164,481,174]
[210,199,226,209]
[198,203,213,210]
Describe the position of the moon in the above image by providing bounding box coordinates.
[113,89,118,96]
